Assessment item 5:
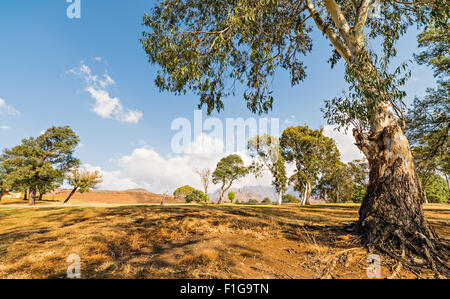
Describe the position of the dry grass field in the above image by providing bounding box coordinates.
[0,200,448,279]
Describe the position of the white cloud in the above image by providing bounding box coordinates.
[86,134,274,194]
[323,125,365,163]
[0,98,20,117]
[0,125,11,131]
[69,64,143,124]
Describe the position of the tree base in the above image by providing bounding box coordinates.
[353,125,450,276]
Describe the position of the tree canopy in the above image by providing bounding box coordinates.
[65,168,103,204]
[281,125,340,204]
[0,126,80,205]
[248,134,287,205]
[212,154,249,203]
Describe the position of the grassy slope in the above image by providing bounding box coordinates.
[0,203,448,279]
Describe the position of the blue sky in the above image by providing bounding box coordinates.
[0,1,437,192]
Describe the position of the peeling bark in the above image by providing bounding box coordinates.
[353,122,449,274]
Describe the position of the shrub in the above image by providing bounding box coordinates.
[247,199,259,205]
[262,197,271,205]
[173,185,195,199]
[282,194,300,203]
[228,191,236,203]
[185,189,208,203]
[425,174,449,203]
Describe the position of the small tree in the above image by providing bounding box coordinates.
[227,191,236,203]
[248,134,287,205]
[173,185,195,200]
[212,154,249,204]
[281,126,340,205]
[282,194,301,204]
[196,168,212,196]
[0,164,8,201]
[185,189,208,204]
[262,198,271,205]
[64,168,103,204]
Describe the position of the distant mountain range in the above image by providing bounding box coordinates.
[210,185,325,204]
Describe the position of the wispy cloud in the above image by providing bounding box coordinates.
[0,98,20,117]
[0,125,11,131]
[68,63,143,124]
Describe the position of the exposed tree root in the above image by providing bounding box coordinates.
[352,124,450,278]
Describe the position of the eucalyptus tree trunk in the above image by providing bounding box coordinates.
[277,191,282,206]
[218,189,225,204]
[23,190,28,201]
[353,102,438,255]
[29,188,37,206]
[64,187,78,204]
[0,190,4,201]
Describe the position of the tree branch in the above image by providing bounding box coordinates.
[305,0,352,64]
[354,0,371,46]
[321,0,354,46]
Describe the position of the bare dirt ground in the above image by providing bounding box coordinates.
[0,201,448,279]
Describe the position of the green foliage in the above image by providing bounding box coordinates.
[67,168,103,194]
[248,134,287,195]
[347,159,369,187]
[415,21,450,79]
[317,161,353,203]
[0,126,80,203]
[406,16,449,191]
[173,185,195,199]
[141,0,447,118]
[351,184,366,204]
[185,189,209,203]
[247,199,259,205]
[227,191,236,203]
[282,194,300,204]
[262,197,271,205]
[281,126,340,195]
[212,155,249,203]
[424,174,449,203]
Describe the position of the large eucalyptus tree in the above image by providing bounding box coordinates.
[141,0,449,272]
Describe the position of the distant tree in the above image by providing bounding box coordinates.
[1,126,80,205]
[0,164,8,201]
[262,197,271,205]
[347,159,369,187]
[352,185,366,204]
[64,168,103,204]
[281,126,340,205]
[196,168,212,197]
[173,185,195,200]
[282,194,301,204]
[161,190,169,206]
[318,161,354,203]
[227,191,236,203]
[406,18,449,203]
[212,154,249,204]
[425,174,449,204]
[185,189,208,204]
[247,199,259,205]
[248,134,287,205]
